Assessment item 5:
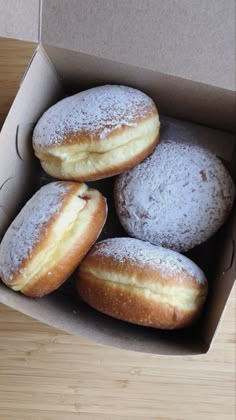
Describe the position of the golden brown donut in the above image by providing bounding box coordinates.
[32,85,160,181]
[0,182,107,297]
[76,238,208,330]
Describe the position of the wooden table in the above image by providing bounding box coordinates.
[0,38,235,420]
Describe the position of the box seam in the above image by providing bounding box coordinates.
[39,44,66,96]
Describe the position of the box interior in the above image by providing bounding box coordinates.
[41,0,236,91]
[0,45,235,355]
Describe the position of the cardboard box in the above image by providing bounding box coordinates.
[0,0,235,355]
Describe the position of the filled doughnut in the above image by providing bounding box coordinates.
[76,238,208,329]
[0,182,107,297]
[114,141,235,252]
[32,85,160,181]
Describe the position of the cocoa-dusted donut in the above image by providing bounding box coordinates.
[76,238,208,329]
[33,85,160,181]
[0,182,107,297]
[114,141,235,252]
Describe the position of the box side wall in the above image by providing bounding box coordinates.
[44,45,235,132]
[201,210,236,346]
[206,283,236,353]
[0,47,63,238]
[41,0,236,90]
[0,283,207,356]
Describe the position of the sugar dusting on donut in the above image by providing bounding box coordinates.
[0,182,72,281]
[93,238,206,285]
[33,85,155,147]
[115,141,235,252]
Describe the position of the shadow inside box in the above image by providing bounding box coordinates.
[50,280,206,355]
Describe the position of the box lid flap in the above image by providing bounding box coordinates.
[41,0,235,91]
[0,0,40,42]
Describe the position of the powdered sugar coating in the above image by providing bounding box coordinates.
[93,237,206,285]
[33,85,155,147]
[0,182,72,281]
[115,141,235,252]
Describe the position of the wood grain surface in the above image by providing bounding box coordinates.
[0,38,36,128]
[0,38,235,420]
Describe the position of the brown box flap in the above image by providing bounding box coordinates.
[41,0,236,91]
[0,0,40,42]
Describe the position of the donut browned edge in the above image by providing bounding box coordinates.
[33,99,160,182]
[0,182,107,297]
[76,240,208,330]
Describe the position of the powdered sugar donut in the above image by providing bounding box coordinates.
[33,85,160,181]
[77,237,208,329]
[114,141,235,252]
[0,182,107,297]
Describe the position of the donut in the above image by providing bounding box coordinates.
[0,182,107,297]
[76,238,208,329]
[114,141,235,252]
[32,85,160,181]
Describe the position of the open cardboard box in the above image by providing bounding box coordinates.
[0,0,235,355]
